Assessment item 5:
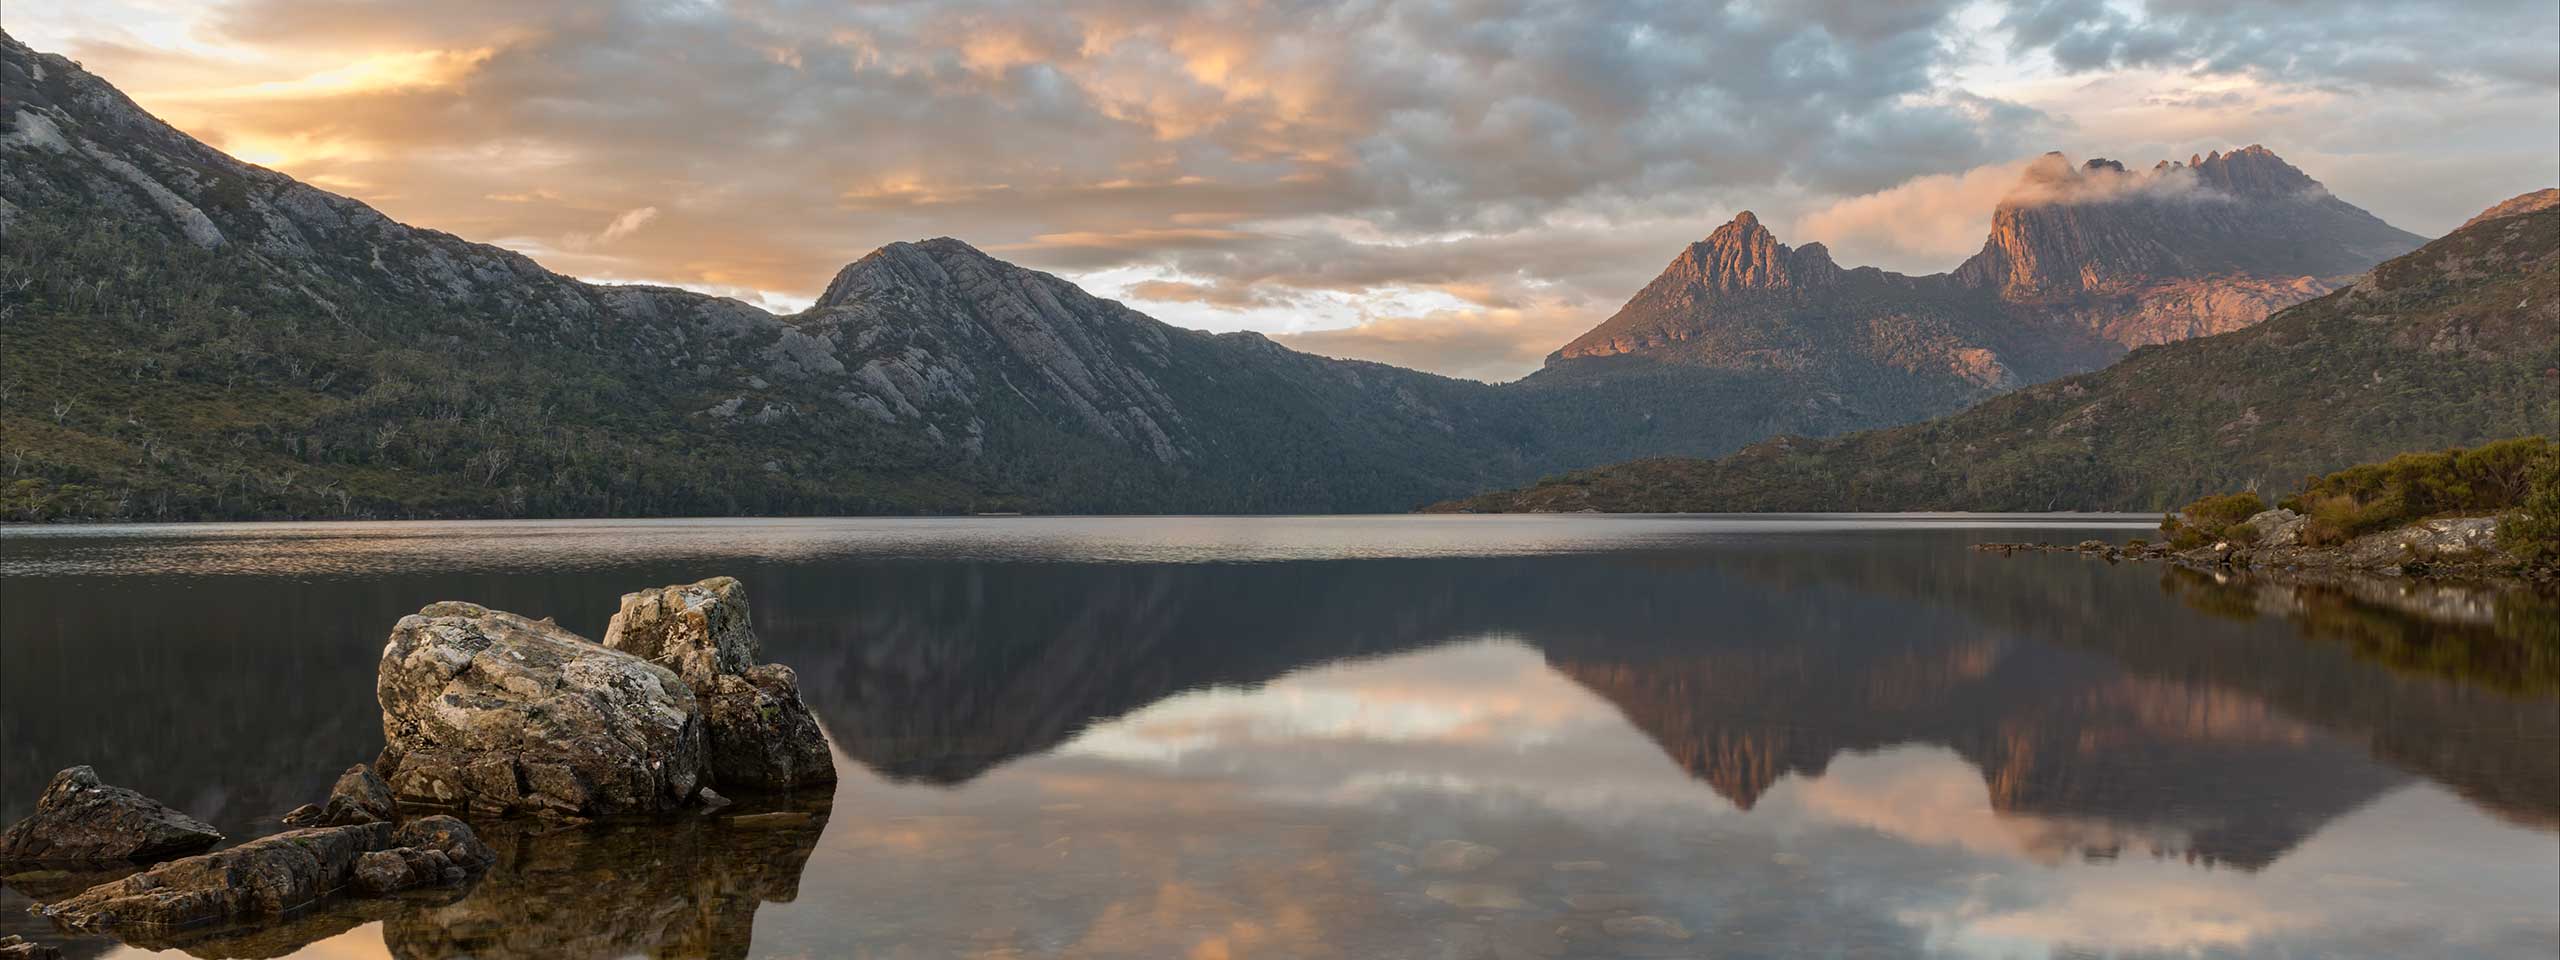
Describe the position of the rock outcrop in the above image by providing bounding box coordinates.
[605,578,835,791]
[37,816,492,934]
[0,767,223,863]
[376,603,708,817]
[282,764,399,827]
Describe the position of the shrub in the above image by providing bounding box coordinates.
[2278,437,2553,545]
[2162,491,2266,549]
[2500,449,2560,563]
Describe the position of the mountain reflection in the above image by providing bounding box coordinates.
[3,521,2556,957]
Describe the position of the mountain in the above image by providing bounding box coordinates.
[1503,150,2425,469]
[0,30,1529,519]
[0,28,2448,520]
[1432,194,2560,513]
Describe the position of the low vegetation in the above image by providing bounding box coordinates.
[2160,491,2267,549]
[2276,437,2552,546]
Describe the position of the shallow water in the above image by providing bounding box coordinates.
[1,515,2554,959]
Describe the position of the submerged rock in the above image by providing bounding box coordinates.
[283,764,399,827]
[0,934,61,959]
[0,767,223,863]
[39,816,492,934]
[376,602,708,817]
[605,579,835,791]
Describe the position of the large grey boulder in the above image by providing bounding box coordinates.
[605,579,835,791]
[0,767,223,863]
[37,816,492,933]
[376,602,707,817]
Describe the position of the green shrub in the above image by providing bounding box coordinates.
[2500,450,2560,563]
[2278,437,2551,545]
[2162,491,2266,549]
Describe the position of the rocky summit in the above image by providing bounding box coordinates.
[1438,194,2559,514]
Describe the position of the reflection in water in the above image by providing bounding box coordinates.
[2162,566,2560,695]
[2,518,2555,958]
[384,793,830,959]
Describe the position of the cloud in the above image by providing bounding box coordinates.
[1277,298,1601,383]
[10,0,2553,376]
[595,205,657,242]
[1794,161,2030,271]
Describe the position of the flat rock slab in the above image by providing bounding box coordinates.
[0,767,222,864]
[37,816,493,935]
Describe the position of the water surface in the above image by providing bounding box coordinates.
[2,515,2554,958]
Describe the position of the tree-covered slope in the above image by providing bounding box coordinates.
[1431,199,2560,514]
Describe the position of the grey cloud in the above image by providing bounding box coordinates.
[2001,0,2560,92]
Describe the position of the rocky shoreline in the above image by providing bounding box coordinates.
[0,577,834,958]
[1976,511,2549,582]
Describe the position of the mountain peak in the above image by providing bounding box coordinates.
[1665,210,1827,294]
[815,236,1005,310]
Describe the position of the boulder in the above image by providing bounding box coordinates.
[603,577,759,689]
[2238,508,2307,547]
[282,764,398,827]
[350,816,497,895]
[0,767,223,863]
[39,816,493,933]
[704,665,836,790]
[604,579,835,791]
[376,602,707,817]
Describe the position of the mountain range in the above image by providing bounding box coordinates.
[0,29,2478,519]
[1435,192,2560,513]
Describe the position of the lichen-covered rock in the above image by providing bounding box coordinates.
[705,665,836,790]
[283,764,399,827]
[603,577,758,689]
[0,767,223,863]
[604,579,835,791]
[377,602,707,817]
[40,822,393,932]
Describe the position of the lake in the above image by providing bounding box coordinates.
[2,515,2555,958]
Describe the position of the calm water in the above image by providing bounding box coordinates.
[1,515,2555,959]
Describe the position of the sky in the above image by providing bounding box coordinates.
[9,0,2555,380]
